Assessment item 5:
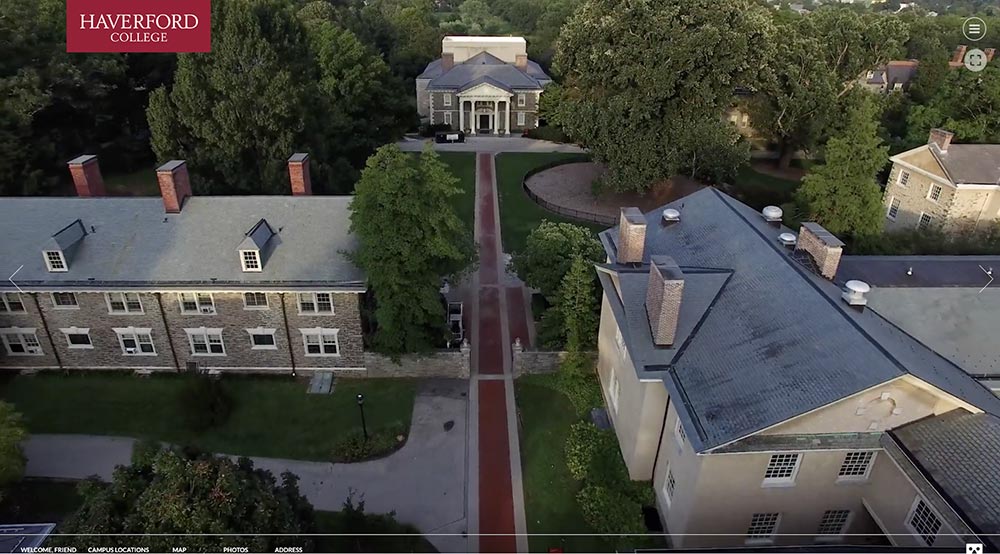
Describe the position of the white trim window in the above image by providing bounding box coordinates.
[60,327,92,349]
[608,370,620,413]
[240,250,261,272]
[246,327,277,350]
[298,292,333,314]
[927,184,943,202]
[113,327,156,356]
[837,451,876,481]
[0,293,25,312]
[179,293,216,315]
[905,497,943,546]
[815,509,852,542]
[301,327,340,356]
[917,212,933,231]
[517,93,526,107]
[887,197,900,220]
[243,292,269,310]
[745,513,781,545]
[898,170,910,187]
[675,418,687,450]
[186,328,225,356]
[444,111,453,125]
[517,111,526,126]
[51,292,79,309]
[43,250,67,272]
[0,328,42,356]
[443,93,452,107]
[662,466,676,507]
[106,292,143,314]
[762,453,802,486]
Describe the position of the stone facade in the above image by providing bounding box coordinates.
[884,161,1000,232]
[362,344,470,379]
[795,223,843,279]
[429,90,539,134]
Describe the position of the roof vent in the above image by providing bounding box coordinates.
[662,208,680,223]
[842,280,871,307]
[762,205,783,223]
[778,232,797,248]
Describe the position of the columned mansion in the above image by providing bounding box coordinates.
[416,36,551,135]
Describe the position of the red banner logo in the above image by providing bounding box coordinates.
[67,0,211,53]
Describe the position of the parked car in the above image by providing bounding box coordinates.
[435,130,465,143]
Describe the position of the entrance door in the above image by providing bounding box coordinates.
[479,114,490,132]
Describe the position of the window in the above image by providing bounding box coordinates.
[662,467,676,506]
[113,327,156,355]
[246,328,277,350]
[443,93,452,107]
[243,292,269,309]
[917,212,933,230]
[0,293,25,312]
[615,327,626,354]
[106,292,143,314]
[51,292,78,309]
[898,171,910,187]
[746,513,780,544]
[816,510,851,541]
[675,418,687,449]
[301,328,340,356]
[241,250,261,272]
[517,111,526,126]
[444,111,452,125]
[44,250,67,272]
[298,292,333,314]
[186,328,225,356]
[517,93,526,107]
[0,329,42,356]
[887,197,900,220]
[906,498,942,546]
[763,453,801,485]
[179,293,215,314]
[928,184,942,202]
[608,370,620,412]
[60,327,92,349]
[838,451,876,480]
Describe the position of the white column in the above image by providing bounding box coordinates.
[458,99,464,133]
[504,99,511,135]
[493,100,499,135]
[470,101,476,135]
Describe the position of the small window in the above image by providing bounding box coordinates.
[608,370,620,413]
[114,327,156,356]
[444,111,452,125]
[241,250,261,272]
[299,293,334,314]
[443,93,452,107]
[675,418,686,450]
[246,328,277,350]
[301,328,340,356]
[517,93,526,107]
[44,250,67,272]
[243,292,269,309]
[746,513,781,544]
[615,327,626,354]
[898,171,910,187]
[517,111,526,126]
[838,451,875,480]
[663,467,676,506]
[928,184,942,202]
[906,498,942,546]
[186,328,225,356]
[816,510,851,541]
[0,293,25,312]
[1,329,42,356]
[179,293,215,315]
[917,213,933,230]
[106,292,143,314]
[60,328,92,349]
[763,453,801,485]
[51,292,79,309]
[887,197,900,220]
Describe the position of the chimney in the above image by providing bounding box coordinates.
[156,160,192,214]
[646,256,684,347]
[67,155,106,197]
[928,128,954,153]
[952,45,967,64]
[618,207,647,264]
[515,54,528,72]
[288,153,312,196]
[442,52,454,72]
[795,222,844,280]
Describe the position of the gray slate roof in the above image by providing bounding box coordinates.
[419,52,551,91]
[930,143,1000,185]
[891,409,1000,543]
[598,188,1000,452]
[0,196,364,290]
[838,255,1000,287]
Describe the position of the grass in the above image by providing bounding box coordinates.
[516,376,612,553]
[731,165,802,211]
[438,152,477,236]
[0,479,86,524]
[494,152,604,254]
[1,373,418,461]
[314,508,437,552]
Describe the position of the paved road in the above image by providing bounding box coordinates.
[23,379,470,553]
[397,136,586,154]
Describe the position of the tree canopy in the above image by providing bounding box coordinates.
[510,221,604,301]
[560,256,600,352]
[904,64,1000,146]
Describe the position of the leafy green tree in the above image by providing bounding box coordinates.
[439,0,510,35]
[349,144,476,355]
[0,403,27,503]
[907,44,950,104]
[550,0,775,192]
[560,256,599,352]
[795,91,887,238]
[904,64,1000,147]
[510,221,604,301]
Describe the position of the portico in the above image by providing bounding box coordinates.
[457,83,511,136]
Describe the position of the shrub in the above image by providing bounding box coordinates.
[331,425,406,463]
[179,377,232,432]
[554,354,603,416]
[524,125,572,143]
[565,421,603,481]
[418,123,452,137]
[576,485,649,549]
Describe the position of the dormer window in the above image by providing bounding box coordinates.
[44,250,67,272]
[238,219,275,272]
[241,250,261,272]
[44,219,87,273]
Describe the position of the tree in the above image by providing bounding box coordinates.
[56,444,314,552]
[550,0,775,192]
[0,403,27,503]
[509,221,604,301]
[904,64,1000,147]
[560,256,599,352]
[795,91,887,238]
[349,144,476,356]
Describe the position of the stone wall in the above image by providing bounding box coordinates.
[361,343,470,378]
[511,340,596,378]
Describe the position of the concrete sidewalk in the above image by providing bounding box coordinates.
[397,136,586,154]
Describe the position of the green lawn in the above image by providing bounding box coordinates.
[1,373,417,461]
[494,152,603,254]
[732,165,802,211]
[438,152,477,236]
[516,376,612,553]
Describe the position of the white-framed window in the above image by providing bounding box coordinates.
[815,510,852,542]
[300,327,340,356]
[662,467,676,507]
[443,93,452,107]
[837,451,876,481]
[186,328,225,356]
[674,418,687,450]
[106,292,143,314]
[905,497,943,546]
[298,292,333,314]
[240,250,261,272]
[898,171,910,187]
[0,328,42,356]
[615,327,626,354]
[0,293,25,312]
[917,212,933,230]
[246,327,277,350]
[887,197,900,220]
[51,292,79,309]
[59,327,92,349]
[43,250,67,272]
[927,184,943,202]
[113,327,156,356]
[179,293,215,315]
[444,111,452,125]
[608,370,620,413]
[745,512,781,545]
[517,111,526,126]
[517,93,526,107]
[243,292,269,309]
[762,453,802,486]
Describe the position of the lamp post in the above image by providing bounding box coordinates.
[357,393,368,441]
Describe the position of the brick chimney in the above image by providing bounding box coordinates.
[928,128,954,153]
[442,52,454,72]
[646,256,684,347]
[288,153,312,196]
[156,160,192,214]
[618,207,647,264]
[952,45,968,64]
[67,155,106,197]
[795,222,844,280]
[515,54,528,72]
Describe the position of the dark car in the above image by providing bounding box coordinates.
[435,130,465,143]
